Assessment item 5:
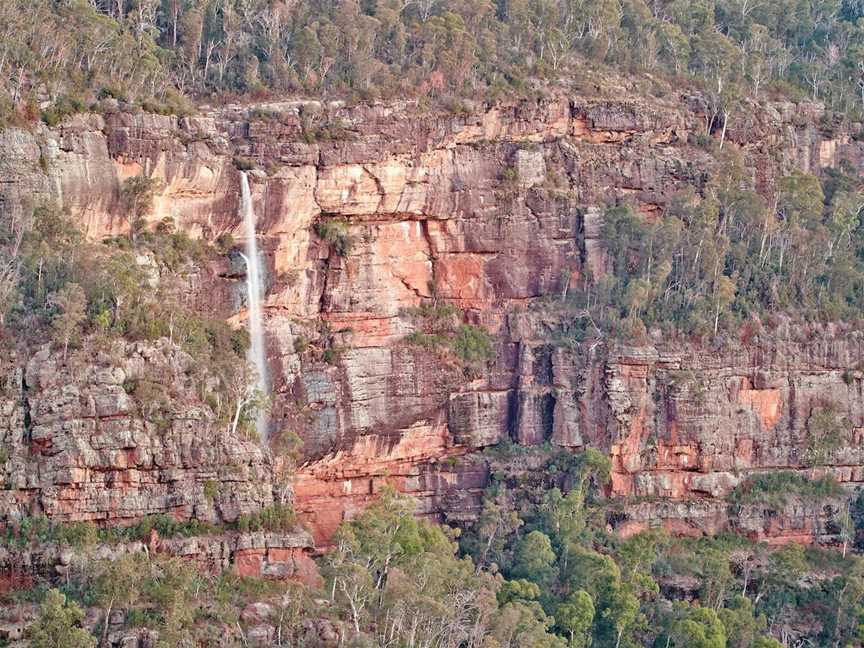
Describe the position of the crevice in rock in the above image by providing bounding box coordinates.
[361,164,386,214]
[317,251,333,317]
[533,345,554,386]
[575,207,588,268]
[541,392,556,442]
[419,219,438,297]
[419,219,436,261]
[506,389,519,443]
[21,365,32,449]
[396,275,426,301]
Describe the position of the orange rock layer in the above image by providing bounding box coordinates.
[0,88,862,551]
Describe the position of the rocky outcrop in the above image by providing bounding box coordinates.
[0,339,273,525]
[616,495,850,546]
[602,330,864,502]
[1,85,863,547]
[0,335,321,589]
[0,528,317,589]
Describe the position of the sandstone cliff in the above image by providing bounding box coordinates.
[1,83,863,548]
[0,338,273,524]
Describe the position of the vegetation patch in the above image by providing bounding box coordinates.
[0,514,223,550]
[804,404,851,467]
[314,219,353,256]
[550,157,864,342]
[727,472,843,509]
[0,199,261,438]
[234,503,297,533]
[402,302,496,374]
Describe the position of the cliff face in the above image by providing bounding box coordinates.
[0,340,273,525]
[601,331,864,543]
[2,85,863,547]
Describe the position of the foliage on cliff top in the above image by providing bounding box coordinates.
[0,201,267,437]
[403,302,496,373]
[555,150,864,341]
[727,471,844,508]
[3,0,864,127]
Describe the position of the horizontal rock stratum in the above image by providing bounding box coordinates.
[1,87,863,548]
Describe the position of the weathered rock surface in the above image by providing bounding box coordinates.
[0,339,273,525]
[1,88,863,547]
[0,528,317,588]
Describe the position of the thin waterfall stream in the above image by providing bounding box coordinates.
[239,171,270,440]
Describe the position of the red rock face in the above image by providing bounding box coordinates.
[2,90,863,548]
[0,340,281,527]
[292,421,488,545]
[0,530,320,590]
[737,378,782,431]
[233,546,320,587]
[0,571,33,598]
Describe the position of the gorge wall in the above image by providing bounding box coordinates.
[2,81,864,550]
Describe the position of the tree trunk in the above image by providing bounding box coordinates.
[719,110,729,150]
[101,598,114,648]
[350,599,361,634]
[172,7,179,48]
[230,395,248,437]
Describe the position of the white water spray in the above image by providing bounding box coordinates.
[239,172,269,440]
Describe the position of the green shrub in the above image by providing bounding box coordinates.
[203,480,219,502]
[114,514,218,542]
[249,107,281,121]
[234,504,296,533]
[804,405,850,466]
[40,95,85,127]
[301,118,355,143]
[216,233,235,254]
[140,90,193,117]
[2,517,97,548]
[52,521,99,548]
[694,133,715,149]
[125,608,158,628]
[501,166,519,185]
[404,331,450,350]
[293,335,309,353]
[728,472,843,509]
[314,219,352,256]
[402,303,460,332]
[453,324,495,364]
[403,306,497,370]
[27,589,95,648]
[98,86,129,102]
[322,346,343,365]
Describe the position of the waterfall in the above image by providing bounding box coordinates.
[239,172,270,440]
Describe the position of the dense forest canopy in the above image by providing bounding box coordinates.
[2,0,864,121]
[4,0,864,341]
[11,450,864,647]
[560,157,864,340]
